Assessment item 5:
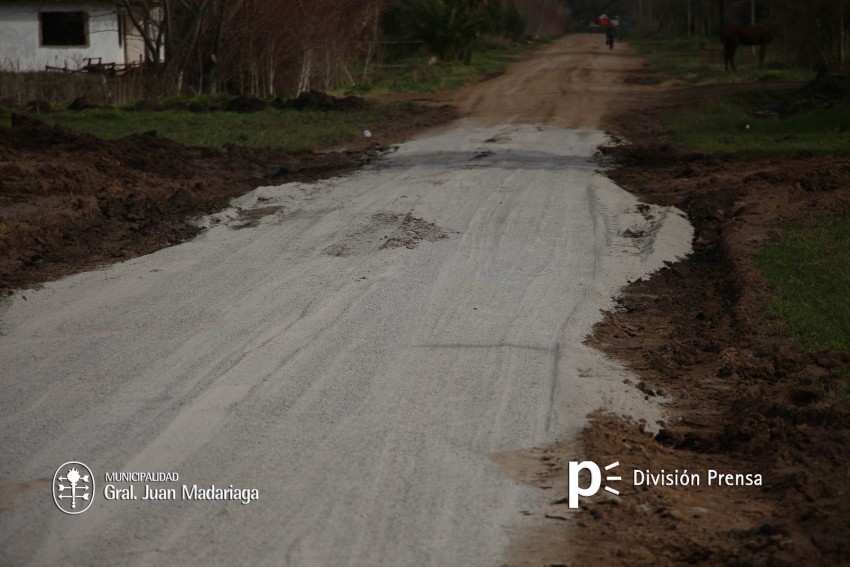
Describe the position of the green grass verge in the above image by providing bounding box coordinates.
[625,34,815,87]
[2,104,404,151]
[627,34,717,54]
[358,37,550,94]
[668,95,850,155]
[755,210,850,354]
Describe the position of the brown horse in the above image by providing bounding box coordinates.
[723,24,773,72]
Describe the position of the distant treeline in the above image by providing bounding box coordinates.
[113,0,553,98]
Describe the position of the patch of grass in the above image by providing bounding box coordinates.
[137,93,232,108]
[627,35,716,54]
[363,37,547,94]
[668,96,850,155]
[833,367,850,399]
[755,210,850,353]
[650,55,812,86]
[371,58,482,93]
[38,104,398,151]
[625,34,815,87]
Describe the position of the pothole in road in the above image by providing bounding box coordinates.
[229,205,284,230]
[324,211,448,257]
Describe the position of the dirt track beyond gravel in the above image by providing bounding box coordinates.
[417,34,659,129]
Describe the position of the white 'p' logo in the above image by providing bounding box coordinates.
[567,460,620,508]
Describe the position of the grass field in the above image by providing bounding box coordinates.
[668,96,850,155]
[626,34,814,87]
[36,106,398,151]
[755,211,850,352]
[755,211,850,398]
[0,100,413,151]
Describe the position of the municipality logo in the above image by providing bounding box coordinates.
[53,461,95,514]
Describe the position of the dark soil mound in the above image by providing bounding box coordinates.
[8,113,102,150]
[129,98,225,112]
[0,117,370,294]
[117,93,368,114]
[749,73,850,117]
[25,100,51,114]
[224,95,267,113]
[283,90,370,112]
[794,72,850,107]
[0,104,454,295]
[67,97,104,111]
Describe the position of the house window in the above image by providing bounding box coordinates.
[40,12,89,47]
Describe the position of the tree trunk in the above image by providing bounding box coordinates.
[718,0,724,36]
[361,4,381,84]
[751,0,756,56]
[838,0,847,65]
[298,48,312,95]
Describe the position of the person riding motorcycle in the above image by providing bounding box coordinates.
[605,23,617,49]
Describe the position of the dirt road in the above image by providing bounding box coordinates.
[0,36,689,565]
[419,33,656,129]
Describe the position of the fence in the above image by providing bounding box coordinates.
[0,69,148,109]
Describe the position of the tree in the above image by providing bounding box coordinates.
[772,0,850,69]
[117,0,395,96]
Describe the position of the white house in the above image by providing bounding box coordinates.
[0,1,148,72]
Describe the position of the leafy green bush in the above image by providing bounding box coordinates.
[384,0,525,63]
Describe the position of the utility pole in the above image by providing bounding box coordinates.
[718,0,724,37]
[841,0,847,66]
[751,0,756,56]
